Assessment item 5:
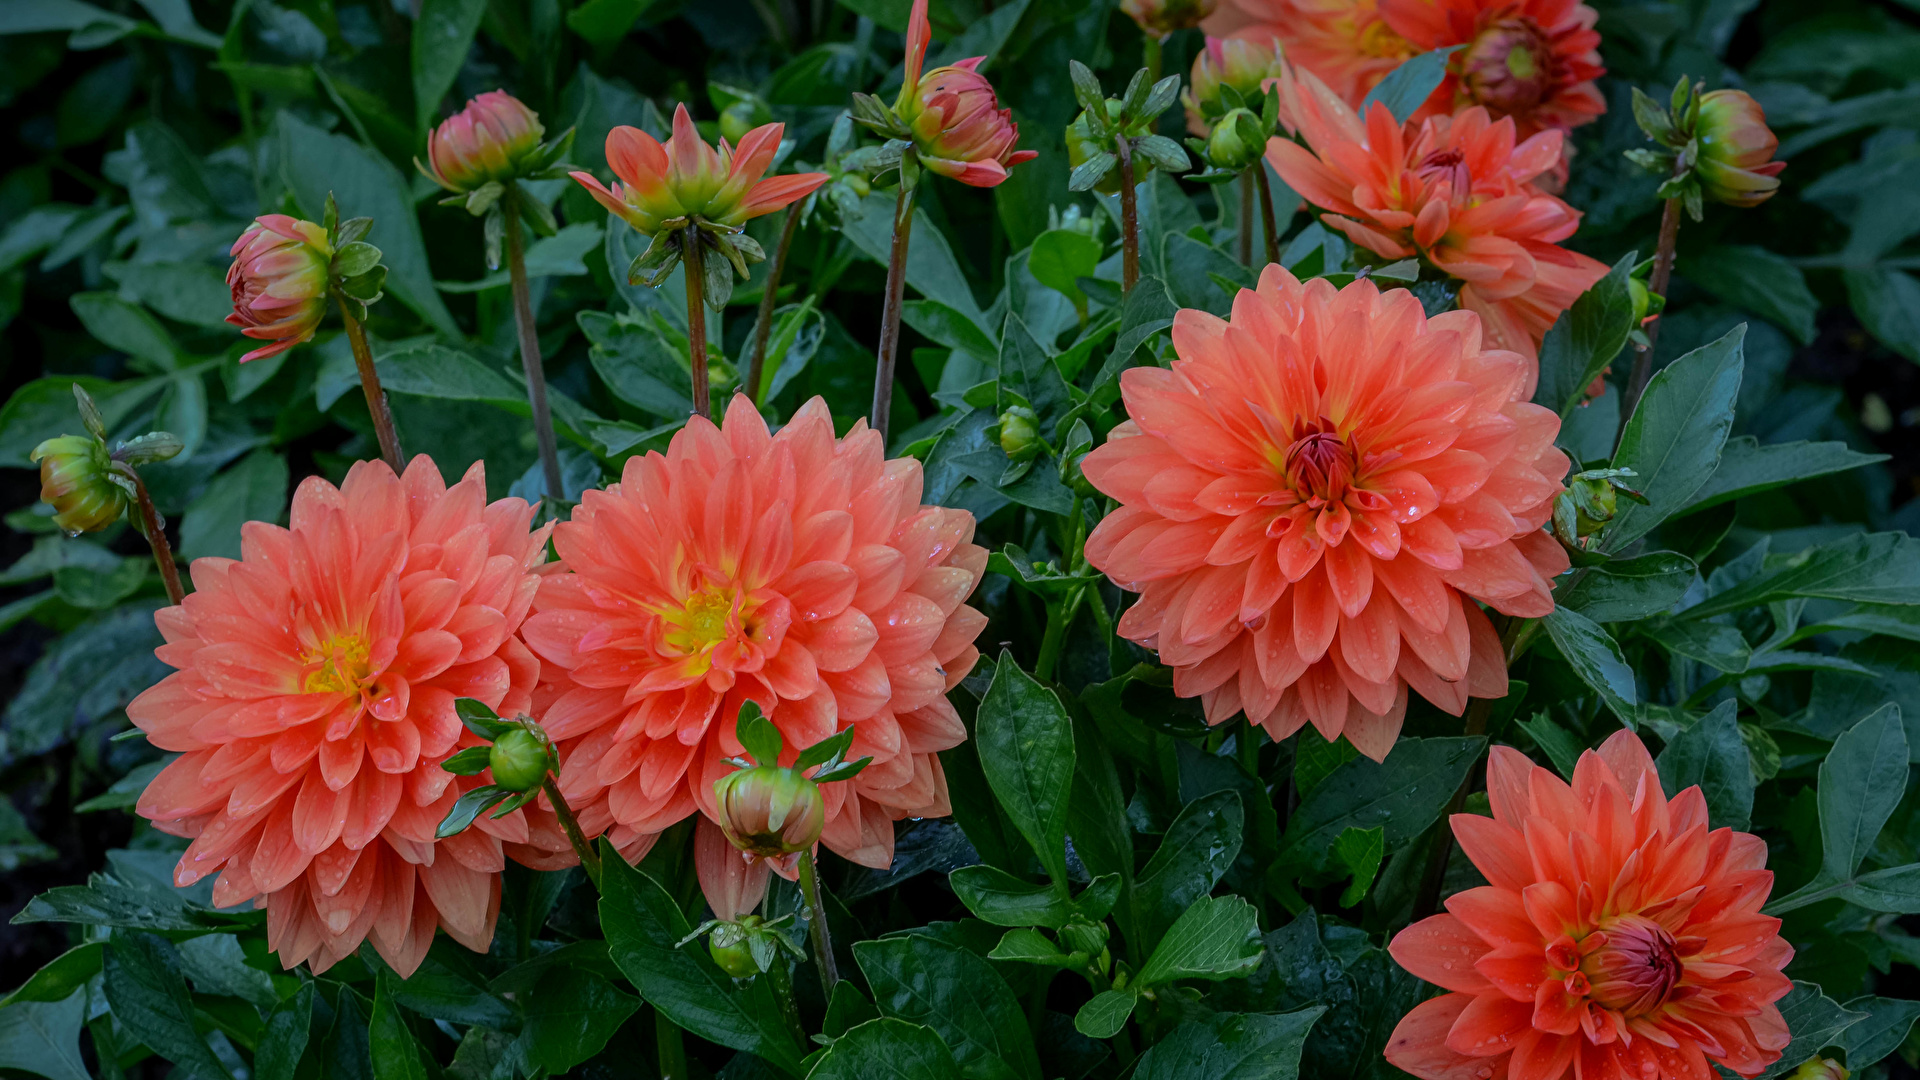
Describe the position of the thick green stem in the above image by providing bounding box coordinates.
[336,295,403,470]
[132,475,185,606]
[747,205,804,404]
[504,191,565,501]
[682,228,712,420]
[798,848,839,998]
[1117,138,1141,292]
[656,1009,688,1080]
[1254,162,1281,268]
[872,182,915,440]
[767,953,808,1047]
[1237,171,1255,265]
[543,777,601,890]
[1142,33,1162,83]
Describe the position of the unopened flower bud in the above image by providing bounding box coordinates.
[227,216,331,363]
[424,91,547,193]
[32,435,126,535]
[999,406,1041,458]
[1183,34,1285,133]
[714,764,826,860]
[489,728,552,792]
[1066,102,1149,196]
[1059,917,1109,958]
[708,919,761,977]
[1120,0,1218,39]
[1693,89,1784,208]
[1785,1058,1848,1080]
[720,98,774,145]
[1461,18,1555,116]
[1206,108,1267,171]
[1628,277,1652,324]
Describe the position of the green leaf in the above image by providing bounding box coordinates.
[0,375,159,468]
[436,785,510,837]
[1358,46,1463,122]
[974,651,1076,887]
[52,558,144,610]
[1132,1009,1323,1080]
[104,260,233,329]
[1654,701,1754,830]
[599,844,807,1076]
[1843,266,1920,363]
[1768,705,1909,915]
[1136,895,1264,986]
[277,112,459,336]
[853,935,1041,1080]
[1752,983,1866,1080]
[519,965,642,1075]
[902,300,999,362]
[453,697,511,737]
[1279,736,1484,859]
[1518,714,1585,780]
[1131,790,1243,951]
[1678,245,1817,344]
[948,864,1070,928]
[809,1018,963,1080]
[735,699,782,765]
[1682,532,1920,619]
[1291,727,1360,797]
[253,983,315,1080]
[178,932,277,1010]
[1333,826,1384,907]
[1532,256,1635,420]
[1839,996,1920,1070]
[842,194,987,328]
[1,943,102,1007]
[1557,551,1694,622]
[180,450,289,561]
[70,291,180,369]
[1073,990,1137,1039]
[3,601,167,760]
[1543,607,1638,723]
[565,0,658,45]
[1091,276,1175,397]
[579,310,695,419]
[370,971,431,1080]
[0,991,91,1080]
[1027,230,1104,309]
[987,928,1070,966]
[997,312,1070,426]
[1643,619,1751,672]
[104,933,234,1080]
[1678,437,1886,515]
[1605,326,1745,552]
[412,0,486,130]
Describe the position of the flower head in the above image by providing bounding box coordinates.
[1121,0,1221,39]
[33,434,126,534]
[1205,0,1416,107]
[1267,68,1607,363]
[424,91,546,193]
[520,395,988,869]
[895,0,1038,187]
[1184,33,1288,135]
[1082,268,1569,760]
[129,457,571,976]
[570,104,828,235]
[1386,732,1794,1080]
[227,215,331,363]
[714,761,827,866]
[1694,90,1784,208]
[1378,0,1605,138]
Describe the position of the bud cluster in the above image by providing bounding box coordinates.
[1626,77,1784,220]
[1065,63,1191,195]
[32,386,183,536]
[436,697,560,837]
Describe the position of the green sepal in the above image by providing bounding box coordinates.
[455,697,515,740]
[335,216,374,246]
[736,700,783,766]
[441,746,494,775]
[332,241,383,278]
[116,431,184,466]
[436,785,511,837]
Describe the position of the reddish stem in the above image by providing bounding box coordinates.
[337,298,404,470]
[682,228,712,420]
[872,183,914,440]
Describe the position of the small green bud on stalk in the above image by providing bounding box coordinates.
[1205,108,1267,172]
[999,406,1041,459]
[489,727,553,792]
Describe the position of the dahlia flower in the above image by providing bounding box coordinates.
[33,434,126,534]
[1386,732,1793,1080]
[130,457,570,976]
[1694,90,1784,208]
[520,395,988,868]
[895,0,1037,187]
[1204,0,1416,107]
[1379,0,1605,139]
[1267,69,1608,364]
[227,215,331,363]
[1082,268,1569,760]
[423,90,546,193]
[570,104,828,236]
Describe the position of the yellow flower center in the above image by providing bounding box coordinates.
[663,587,750,656]
[303,635,374,694]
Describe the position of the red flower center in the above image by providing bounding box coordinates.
[1284,422,1360,505]
[1461,17,1558,115]
[1581,916,1683,1016]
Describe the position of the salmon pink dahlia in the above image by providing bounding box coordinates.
[1205,0,1416,106]
[520,395,988,869]
[1268,68,1607,365]
[1082,268,1569,760]
[129,457,569,976]
[1386,732,1793,1080]
[1379,0,1605,140]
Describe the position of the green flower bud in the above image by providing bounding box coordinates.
[32,434,128,535]
[999,406,1041,458]
[707,919,761,977]
[1066,102,1149,196]
[489,728,552,792]
[1205,108,1267,172]
[1059,917,1109,959]
[1628,277,1652,324]
[714,764,826,859]
[1784,1059,1847,1080]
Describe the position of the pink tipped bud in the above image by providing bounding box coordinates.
[1694,89,1784,207]
[32,434,126,534]
[903,60,1038,188]
[1183,34,1285,133]
[713,763,826,866]
[426,90,546,192]
[1119,0,1219,39]
[226,215,331,363]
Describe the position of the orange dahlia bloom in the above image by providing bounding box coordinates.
[1379,0,1605,140]
[1386,732,1793,1080]
[1082,269,1568,760]
[129,458,567,976]
[1268,69,1607,366]
[571,104,828,236]
[1203,0,1416,106]
[520,395,988,868]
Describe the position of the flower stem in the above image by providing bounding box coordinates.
[872,182,915,441]
[543,777,602,890]
[798,848,839,998]
[1254,162,1281,268]
[1142,33,1162,83]
[767,950,808,1046]
[336,294,404,471]
[132,474,185,606]
[681,227,712,420]
[656,1009,688,1080]
[1116,138,1141,292]
[747,206,804,404]
[1615,195,1681,451]
[1237,171,1254,265]
[503,190,565,503]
